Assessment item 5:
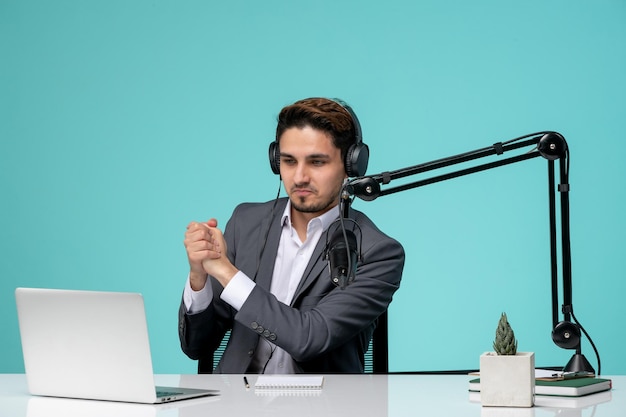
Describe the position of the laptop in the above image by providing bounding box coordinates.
[15,287,219,404]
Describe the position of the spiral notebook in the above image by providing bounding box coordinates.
[254,375,324,390]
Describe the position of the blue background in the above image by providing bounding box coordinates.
[2,0,625,374]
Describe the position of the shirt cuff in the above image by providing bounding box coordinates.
[220,270,256,311]
[183,275,213,314]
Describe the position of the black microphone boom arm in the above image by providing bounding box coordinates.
[344,131,597,374]
[347,134,561,201]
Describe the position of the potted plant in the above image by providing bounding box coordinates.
[480,312,535,407]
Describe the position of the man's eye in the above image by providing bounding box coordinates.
[282,158,296,165]
[311,160,325,166]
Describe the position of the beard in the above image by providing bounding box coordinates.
[291,196,336,214]
[289,180,343,215]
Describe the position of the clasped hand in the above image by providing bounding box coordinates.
[184,218,238,289]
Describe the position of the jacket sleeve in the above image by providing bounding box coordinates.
[178,276,234,360]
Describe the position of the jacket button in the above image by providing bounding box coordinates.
[262,329,271,337]
[269,333,277,341]
[251,321,259,330]
[248,350,254,356]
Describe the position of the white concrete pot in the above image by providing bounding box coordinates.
[480,351,535,407]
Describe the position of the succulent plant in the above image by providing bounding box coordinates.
[493,312,518,355]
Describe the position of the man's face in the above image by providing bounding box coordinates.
[278,126,346,217]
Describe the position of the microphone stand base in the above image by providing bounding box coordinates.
[563,353,595,374]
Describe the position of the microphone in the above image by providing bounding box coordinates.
[326,228,359,290]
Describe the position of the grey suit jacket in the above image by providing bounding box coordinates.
[178,198,405,373]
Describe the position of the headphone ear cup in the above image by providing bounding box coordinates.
[268,141,280,175]
[345,143,369,177]
[552,321,581,350]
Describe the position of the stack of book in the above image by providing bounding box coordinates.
[468,373,613,408]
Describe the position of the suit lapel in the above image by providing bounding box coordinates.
[253,199,286,291]
[291,236,329,303]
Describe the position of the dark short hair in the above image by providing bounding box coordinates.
[275,97,357,163]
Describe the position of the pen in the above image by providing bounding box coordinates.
[550,371,595,379]
[562,371,594,379]
[244,376,250,389]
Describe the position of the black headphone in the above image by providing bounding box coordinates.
[268,98,369,177]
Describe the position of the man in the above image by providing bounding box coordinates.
[179,97,404,373]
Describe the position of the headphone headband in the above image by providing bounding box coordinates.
[269,98,369,177]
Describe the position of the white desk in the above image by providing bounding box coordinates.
[0,374,623,417]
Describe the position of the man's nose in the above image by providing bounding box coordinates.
[294,164,310,183]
